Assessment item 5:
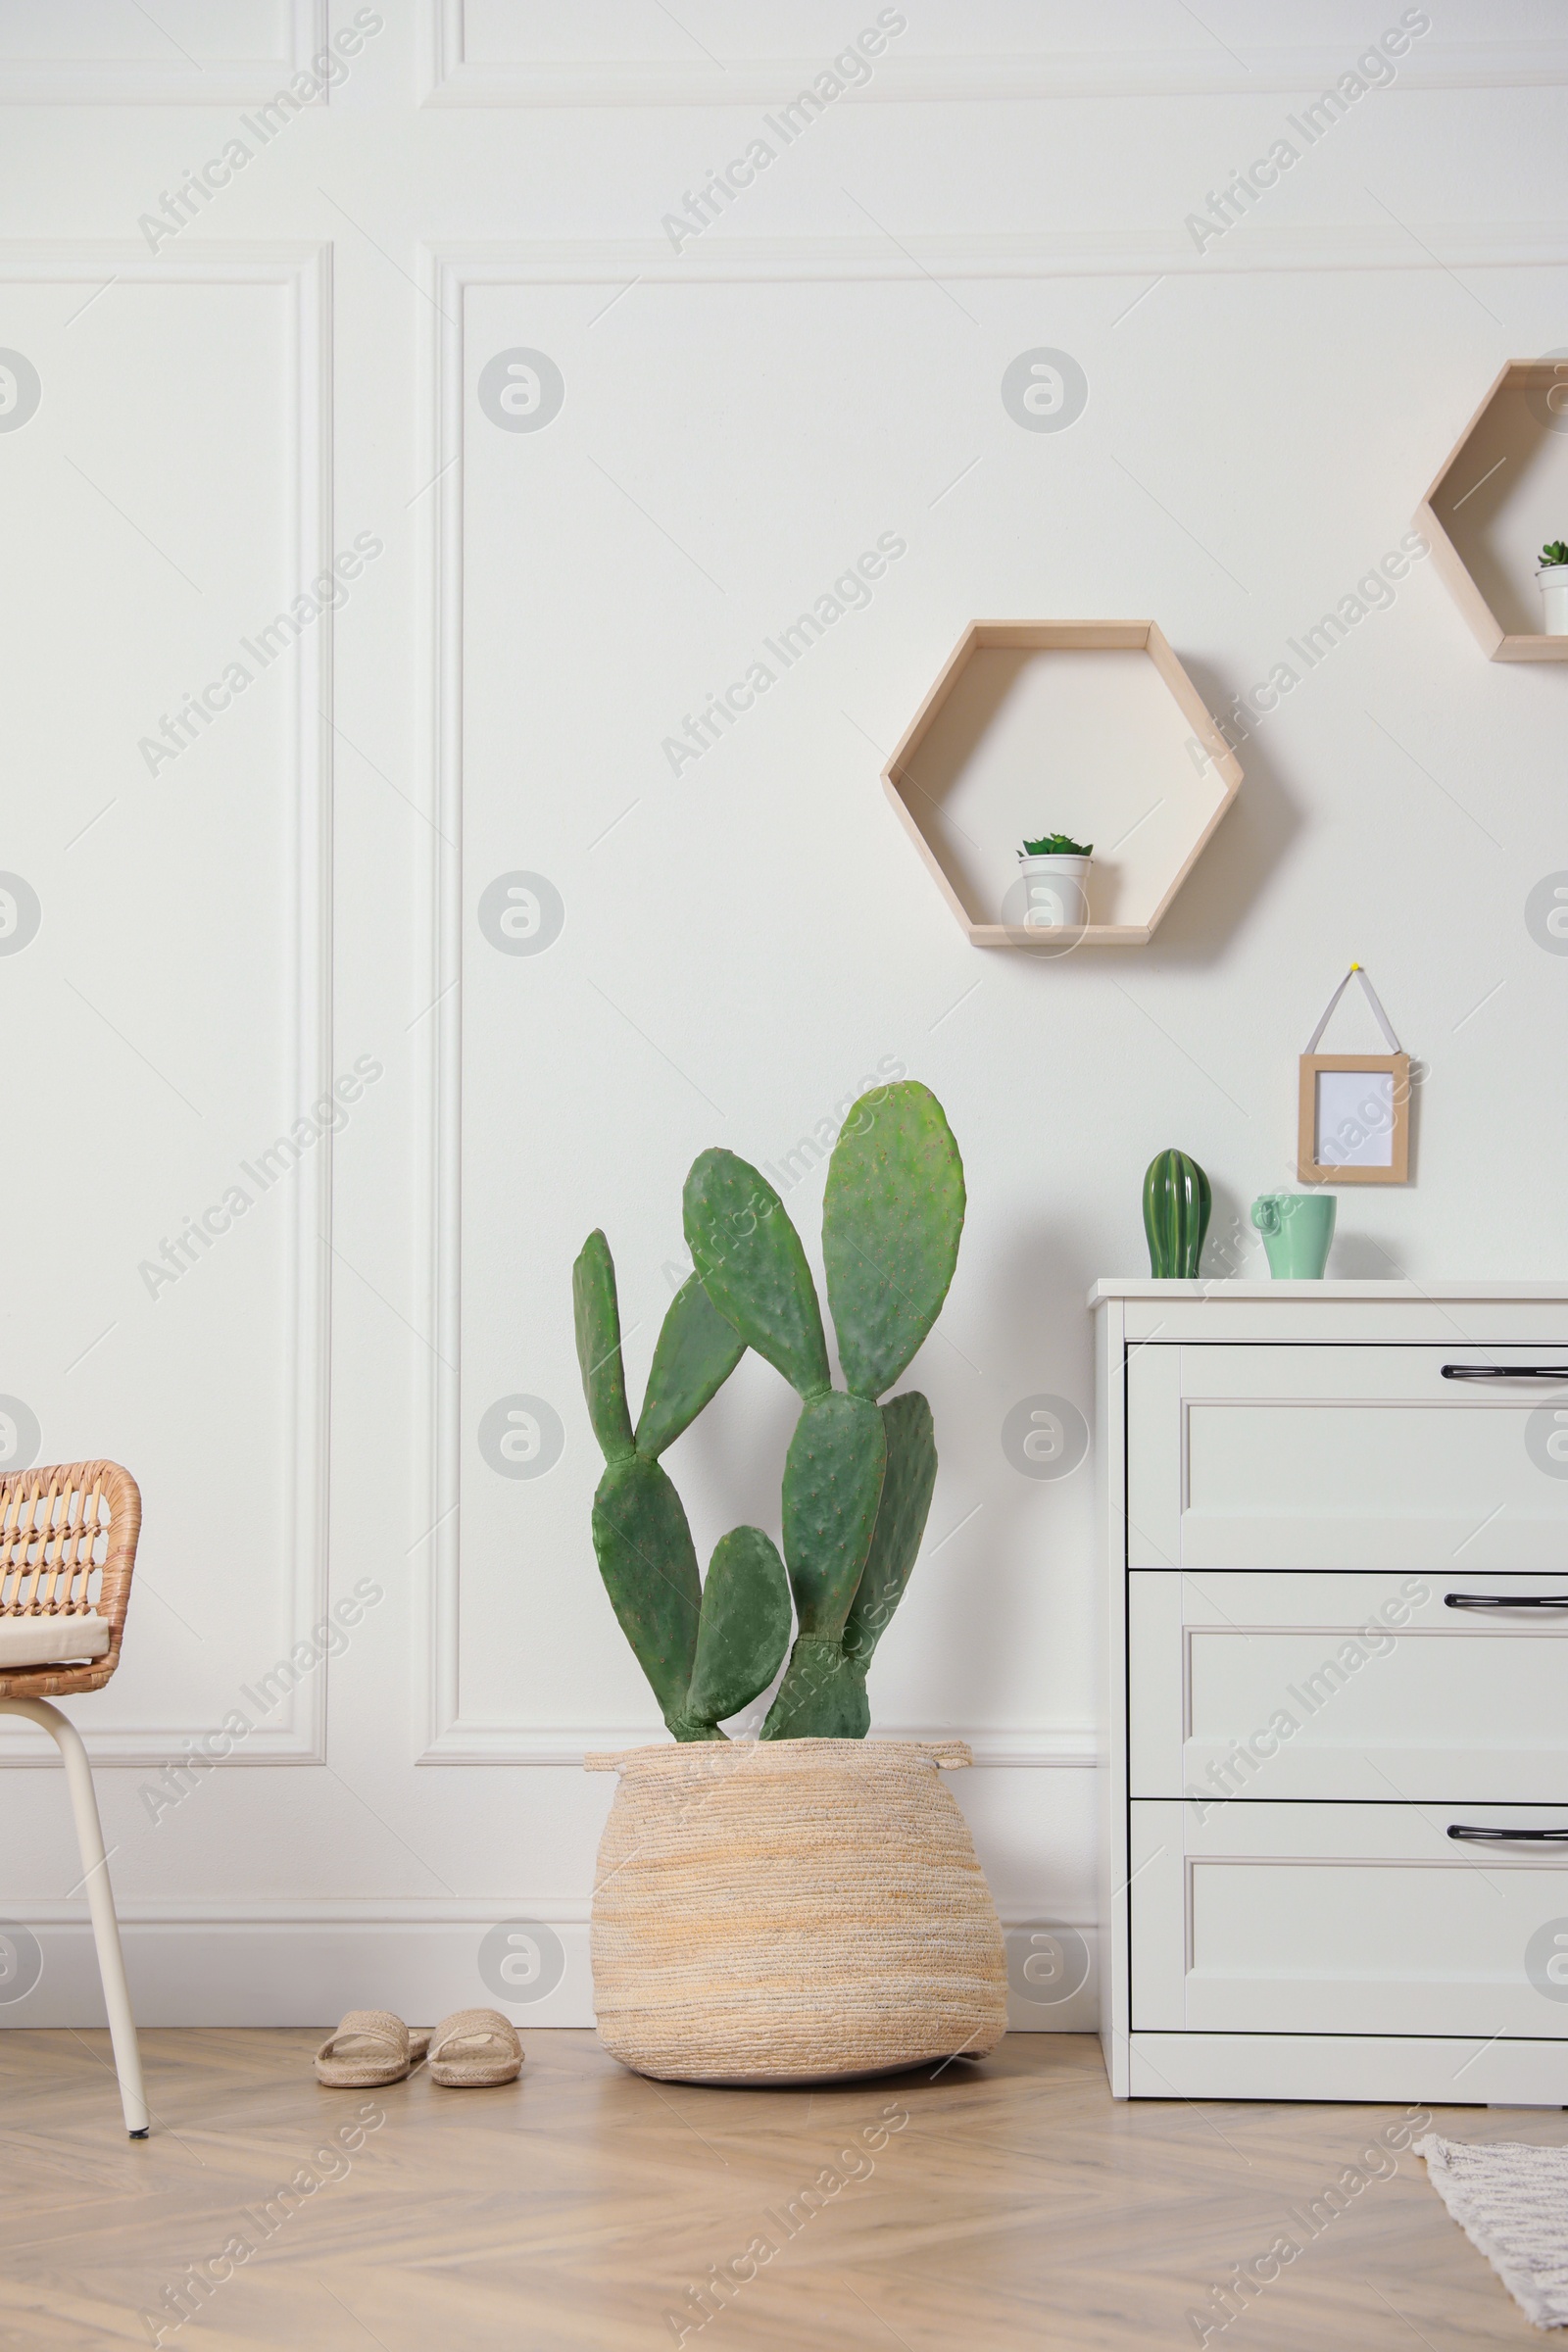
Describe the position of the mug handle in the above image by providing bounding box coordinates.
[1250,1197,1281,1236]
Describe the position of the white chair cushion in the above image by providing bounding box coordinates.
[0,1616,109,1666]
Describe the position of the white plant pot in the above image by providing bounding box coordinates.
[1016,854,1091,932]
[1539,565,1568,635]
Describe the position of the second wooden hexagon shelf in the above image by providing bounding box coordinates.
[1418,360,1568,662]
[881,620,1242,949]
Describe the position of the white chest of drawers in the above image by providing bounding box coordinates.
[1092,1280,1568,2104]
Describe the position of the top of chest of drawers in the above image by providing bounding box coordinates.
[1089,1281,1568,1345]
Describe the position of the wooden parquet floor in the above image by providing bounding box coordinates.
[0,2028,1557,2349]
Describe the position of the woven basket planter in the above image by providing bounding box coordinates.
[585,1737,1007,2083]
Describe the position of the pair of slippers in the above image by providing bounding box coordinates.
[315,2007,522,2089]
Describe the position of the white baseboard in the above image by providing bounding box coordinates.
[0,1899,1098,2034]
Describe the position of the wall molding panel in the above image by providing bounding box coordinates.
[0,244,333,1770]
[420,6,1568,108]
[0,2,328,105]
[417,227,1561,1768]
[417,225,1568,294]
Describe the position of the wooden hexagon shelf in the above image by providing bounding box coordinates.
[1417,360,1568,661]
[881,620,1242,949]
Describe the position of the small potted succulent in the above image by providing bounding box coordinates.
[1540,542,1568,635]
[1017,832,1093,930]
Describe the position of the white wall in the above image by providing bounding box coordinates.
[1,0,1566,2030]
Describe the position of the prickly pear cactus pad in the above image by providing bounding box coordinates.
[760,1635,870,1740]
[682,1150,830,1398]
[574,1231,752,1739]
[844,1392,938,1670]
[760,1388,887,1739]
[823,1083,965,1400]
[685,1527,791,1732]
[590,1454,702,1731]
[780,1391,887,1638]
[572,1230,635,1463]
[634,1272,746,1460]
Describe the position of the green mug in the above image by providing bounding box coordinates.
[1250,1192,1336,1279]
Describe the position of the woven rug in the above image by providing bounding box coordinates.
[1416,2134,1568,2328]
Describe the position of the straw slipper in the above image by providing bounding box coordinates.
[427,2008,523,2088]
[315,2009,431,2088]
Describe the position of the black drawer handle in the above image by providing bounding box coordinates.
[1447,1825,1568,1844]
[1446,1593,1568,1610]
[1441,1364,1568,1379]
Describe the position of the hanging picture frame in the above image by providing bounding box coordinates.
[1298,966,1411,1186]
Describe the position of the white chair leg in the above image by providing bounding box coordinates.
[0,1695,148,2136]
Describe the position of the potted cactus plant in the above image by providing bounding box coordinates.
[571,1080,1007,2083]
[1017,831,1093,931]
[1539,540,1568,634]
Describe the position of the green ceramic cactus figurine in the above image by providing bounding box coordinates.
[573,1080,964,1741]
[1142,1147,1211,1278]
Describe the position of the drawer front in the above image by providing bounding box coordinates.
[1128,1570,1568,1801]
[1127,1343,1568,1569]
[1130,1799,1568,2036]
